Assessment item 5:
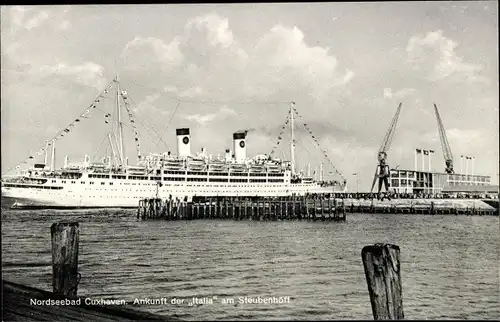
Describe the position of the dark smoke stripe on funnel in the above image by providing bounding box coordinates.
[176,128,190,135]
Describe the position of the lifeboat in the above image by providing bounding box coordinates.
[126,165,147,175]
[164,159,184,170]
[249,164,265,173]
[208,161,227,172]
[229,163,246,172]
[187,158,206,171]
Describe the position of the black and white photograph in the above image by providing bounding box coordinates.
[1,1,499,321]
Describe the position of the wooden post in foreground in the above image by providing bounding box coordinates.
[361,243,404,320]
[51,222,80,297]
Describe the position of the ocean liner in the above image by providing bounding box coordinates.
[1,76,346,208]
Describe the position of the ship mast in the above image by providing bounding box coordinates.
[115,74,125,165]
[290,101,295,176]
[50,139,56,171]
[108,133,118,168]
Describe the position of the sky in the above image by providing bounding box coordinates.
[1,2,499,190]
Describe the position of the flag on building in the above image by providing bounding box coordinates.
[423,150,429,155]
[416,149,422,153]
[429,150,435,153]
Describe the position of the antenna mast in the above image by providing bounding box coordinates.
[115,75,125,165]
[290,101,295,176]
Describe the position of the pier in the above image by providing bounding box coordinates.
[342,197,498,216]
[137,195,347,221]
[137,194,498,220]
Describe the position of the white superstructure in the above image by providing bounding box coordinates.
[1,165,343,208]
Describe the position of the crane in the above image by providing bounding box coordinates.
[370,102,403,193]
[433,103,454,174]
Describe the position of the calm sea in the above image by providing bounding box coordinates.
[2,208,499,320]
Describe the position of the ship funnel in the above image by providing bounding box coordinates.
[225,149,231,162]
[176,128,191,157]
[233,131,247,163]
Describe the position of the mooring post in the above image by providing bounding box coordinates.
[51,222,80,297]
[221,197,229,219]
[305,198,309,219]
[234,198,239,220]
[361,243,404,320]
[214,198,219,218]
[321,198,326,220]
[280,197,284,220]
[313,198,317,220]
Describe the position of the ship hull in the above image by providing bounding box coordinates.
[1,182,342,209]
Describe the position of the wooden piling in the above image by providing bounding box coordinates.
[51,222,80,297]
[361,243,404,320]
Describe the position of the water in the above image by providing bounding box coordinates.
[2,208,499,320]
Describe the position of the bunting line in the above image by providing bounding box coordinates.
[120,90,142,161]
[292,107,345,181]
[3,80,116,175]
[270,112,291,157]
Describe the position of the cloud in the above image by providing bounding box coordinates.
[183,113,217,125]
[1,6,73,65]
[446,128,482,144]
[179,104,237,126]
[383,87,416,99]
[24,10,50,30]
[6,6,65,32]
[57,20,71,30]
[179,86,203,98]
[135,93,166,115]
[421,127,493,158]
[122,36,183,70]
[122,13,351,106]
[38,62,106,90]
[219,105,237,116]
[251,25,354,99]
[185,13,234,48]
[8,6,30,27]
[406,30,485,82]
[164,85,179,93]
